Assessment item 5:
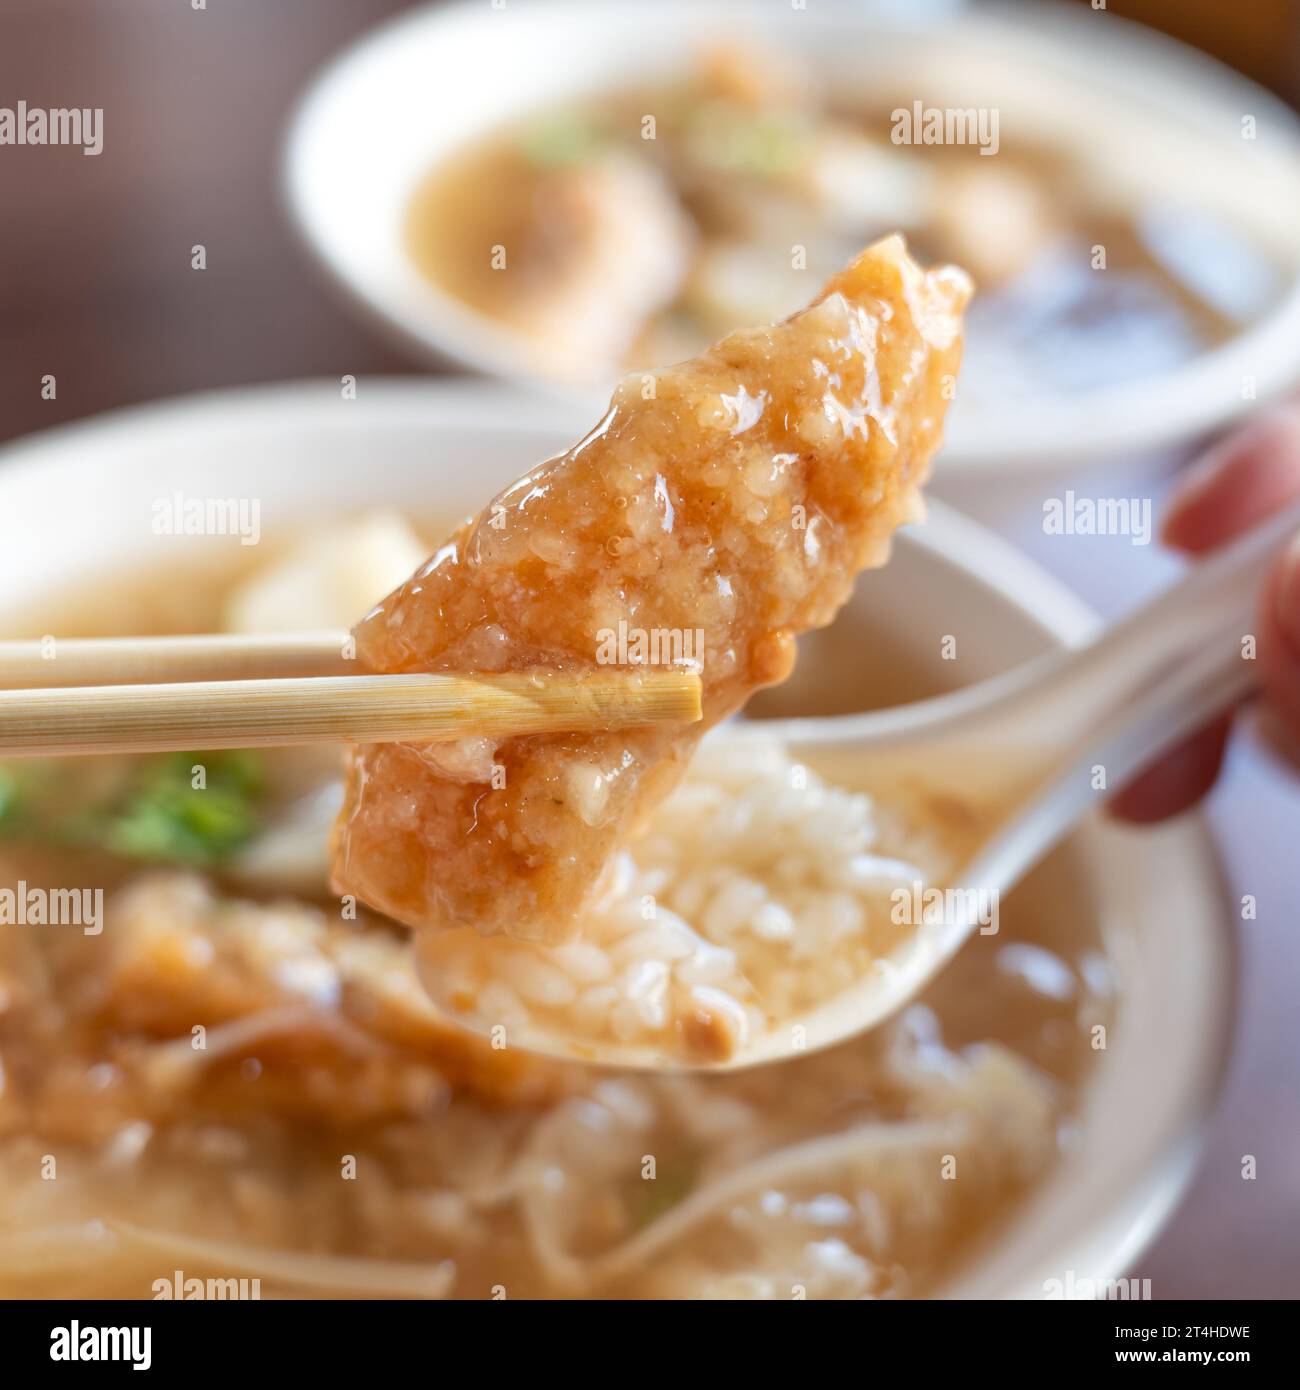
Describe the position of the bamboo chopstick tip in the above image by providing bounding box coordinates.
[621,670,702,725]
[682,674,704,723]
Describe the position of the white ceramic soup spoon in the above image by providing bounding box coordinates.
[724,492,1300,1067]
[415,494,1300,1073]
[237,497,1298,1072]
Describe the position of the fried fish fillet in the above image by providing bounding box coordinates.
[332,236,970,942]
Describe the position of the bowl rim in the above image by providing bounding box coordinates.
[281,0,1300,474]
[0,376,1237,1298]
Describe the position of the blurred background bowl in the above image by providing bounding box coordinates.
[284,0,1300,477]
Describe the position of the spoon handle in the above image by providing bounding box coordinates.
[901,494,1300,910]
[989,492,1300,787]
[769,493,1300,837]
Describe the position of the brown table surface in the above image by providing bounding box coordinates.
[1,0,1297,1299]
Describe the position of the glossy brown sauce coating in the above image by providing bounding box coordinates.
[332,237,969,942]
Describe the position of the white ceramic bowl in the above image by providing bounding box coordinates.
[284,0,1300,477]
[0,378,1233,1297]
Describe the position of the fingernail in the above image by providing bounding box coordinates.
[1275,533,1300,655]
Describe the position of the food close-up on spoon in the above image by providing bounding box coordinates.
[396,495,1300,1071]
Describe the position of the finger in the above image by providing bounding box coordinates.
[1258,532,1300,747]
[1109,716,1233,824]
[1111,405,1300,823]
[1162,404,1300,553]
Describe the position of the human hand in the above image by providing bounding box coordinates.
[1112,406,1300,823]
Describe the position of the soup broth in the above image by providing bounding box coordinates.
[0,544,1111,1299]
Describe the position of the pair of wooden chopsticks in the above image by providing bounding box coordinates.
[0,634,703,757]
